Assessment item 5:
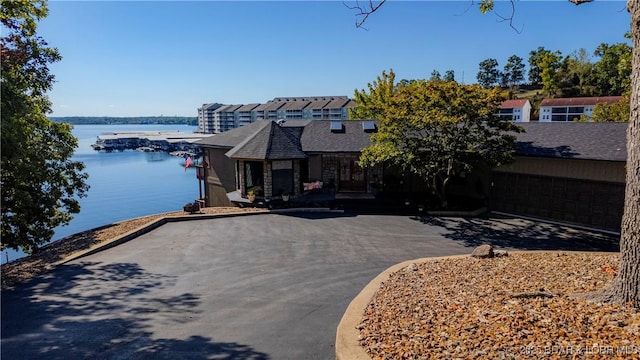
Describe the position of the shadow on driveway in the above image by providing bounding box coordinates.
[414,214,619,252]
[1,261,268,360]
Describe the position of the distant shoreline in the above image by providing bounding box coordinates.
[50,116,198,126]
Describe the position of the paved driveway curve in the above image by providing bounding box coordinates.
[1,213,617,359]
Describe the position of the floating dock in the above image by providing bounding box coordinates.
[91,131,214,153]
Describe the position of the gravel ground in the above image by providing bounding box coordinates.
[358,252,640,359]
[1,207,266,289]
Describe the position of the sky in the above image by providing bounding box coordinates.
[38,0,631,117]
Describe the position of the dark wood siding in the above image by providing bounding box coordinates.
[491,172,624,231]
[204,148,237,207]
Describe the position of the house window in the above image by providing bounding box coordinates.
[272,160,293,196]
[245,161,264,193]
[568,107,585,113]
[330,121,344,132]
[552,107,567,113]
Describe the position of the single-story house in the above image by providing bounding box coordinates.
[538,96,623,122]
[195,120,390,206]
[195,120,628,232]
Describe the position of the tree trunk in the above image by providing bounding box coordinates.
[595,1,640,308]
[440,175,451,209]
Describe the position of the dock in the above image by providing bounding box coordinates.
[91,131,214,153]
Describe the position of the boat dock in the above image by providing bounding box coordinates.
[91,131,214,153]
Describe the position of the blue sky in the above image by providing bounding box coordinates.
[40,1,630,117]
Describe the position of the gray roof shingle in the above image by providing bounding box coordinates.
[196,120,628,162]
[236,103,260,112]
[300,120,376,153]
[225,121,307,160]
[515,122,627,161]
[194,121,271,148]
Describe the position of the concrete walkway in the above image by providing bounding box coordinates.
[1,213,618,359]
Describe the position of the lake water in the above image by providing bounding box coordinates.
[3,124,201,263]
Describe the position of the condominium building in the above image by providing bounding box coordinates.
[497,99,531,122]
[196,96,356,134]
[538,96,622,122]
[197,103,223,134]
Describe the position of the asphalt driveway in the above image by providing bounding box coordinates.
[1,213,618,359]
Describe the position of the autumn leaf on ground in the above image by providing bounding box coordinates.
[601,265,618,275]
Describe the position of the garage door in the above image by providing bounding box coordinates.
[490,172,624,231]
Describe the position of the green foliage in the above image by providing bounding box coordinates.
[565,48,593,96]
[477,58,501,88]
[428,70,455,83]
[1,0,89,253]
[593,42,632,96]
[443,70,456,82]
[350,69,396,119]
[590,97,630,122]
[478,0,494,13]
[354,71,522,206]
[429,70,442,82]
[526,40,630,98]
[526,49,563,97]
[539,51,563,97]
[528,47,553,86]
[502,55,525,90]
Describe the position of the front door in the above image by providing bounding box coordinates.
[339,159,366,192]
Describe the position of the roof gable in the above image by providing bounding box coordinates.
[500,99,529,108]
[194,120,271,148]
[225,121,307,160]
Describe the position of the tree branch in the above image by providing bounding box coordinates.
[492,0,524,34]
[347,0,596,32]
[568,0,594,4]
[343,0,387,30]
[510,290,559,299]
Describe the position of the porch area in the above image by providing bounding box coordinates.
[227,188,453,216]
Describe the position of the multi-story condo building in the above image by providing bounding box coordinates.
[196,96,356,133]
[197,103,224,134]
[538,96,623,122]
[497,99,531,122]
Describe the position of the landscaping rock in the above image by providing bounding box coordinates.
[404,263,419,272]
[471,244,494,258]
[494,250,509,258]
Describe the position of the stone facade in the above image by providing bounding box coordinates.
[264,161,273,198]
[320,154,342,188]
[292,160,301,196]
[239,159,302,199]
[238,161,246,196]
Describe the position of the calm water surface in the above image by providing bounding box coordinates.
[3,124,201,263]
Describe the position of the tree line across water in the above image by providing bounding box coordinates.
[50,116,198,126]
